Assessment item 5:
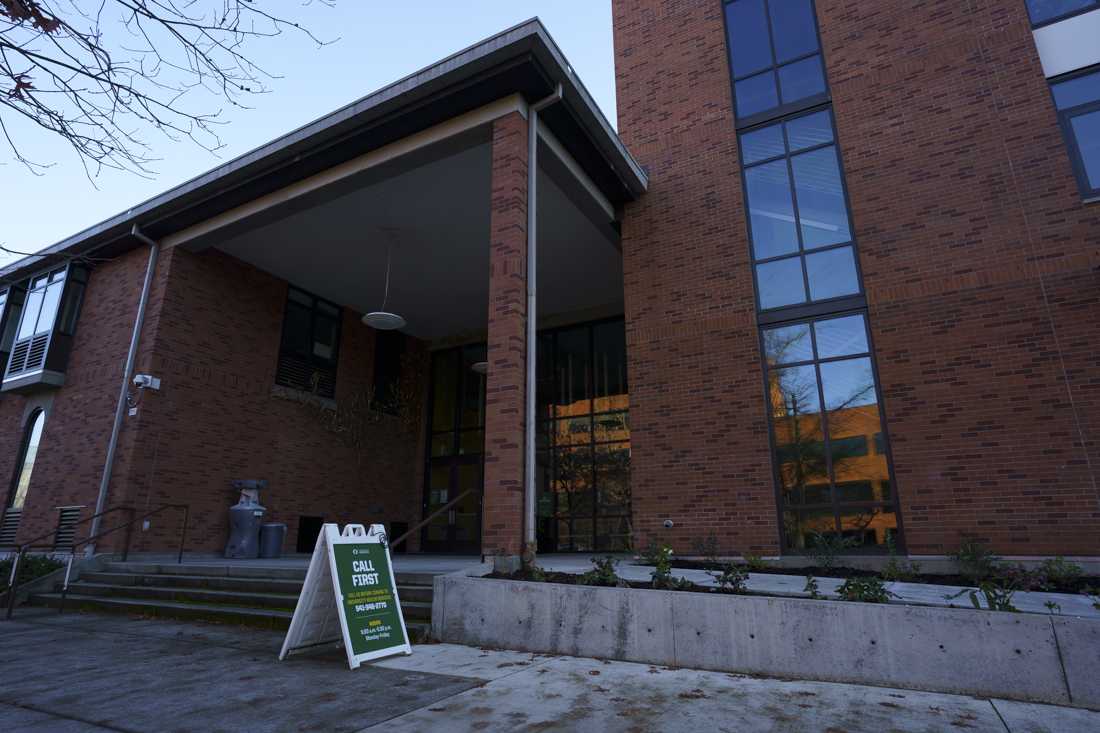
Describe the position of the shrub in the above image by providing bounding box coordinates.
[953,539,998,582]
[742,553,768,572]
[708,563,748,594]
[692,535,720,566]
[947,564,1035,612]
[0,554,63,593]
[808,532,858,569]
[580,557,626,588]
[837,577,894,604]
[881,535,922,582]
[803,575,821,600]
[651,545,692,590]
[1036,557,1083,591]
[639,539,663,566]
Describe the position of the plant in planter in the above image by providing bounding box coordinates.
[808,531,858,569]
[692,534,720,567]
[651,546,693,590]
[1036,556,1083,591]
[580,556,627,588]
[708,563,748,594]
[881,535,921,582]
[947,564,1036,612]
[953,539,998,582]
[742,553,768,572]
[803,575,822,600]
[837,576,895,603]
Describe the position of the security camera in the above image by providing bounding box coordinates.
[663,519,674,529]
[132,374,161,390]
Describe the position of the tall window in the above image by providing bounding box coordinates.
[536,319,631,552]
[1025,0,1099,27]
[724,0,828,126]
[8,409,45,510]
[724,0,901,551]
[1050,66,1100,198]
[763,314,897,550]
[275,287,341,399]
[741,108,860,311]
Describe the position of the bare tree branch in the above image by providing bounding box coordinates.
[0,0,335,178]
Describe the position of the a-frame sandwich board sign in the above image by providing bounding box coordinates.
[278,523,412,669]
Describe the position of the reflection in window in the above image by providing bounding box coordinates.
[1050,67,1100,198]
[742,109,859,310]
[537,319,631,552]
[9,409,45,510]
[1025,0,1098,26]
[724,0,828,123]
[764,313,898,550]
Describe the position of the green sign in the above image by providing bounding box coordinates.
[332,542,406,657]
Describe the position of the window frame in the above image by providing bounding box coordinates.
[738,103,868,321]
[721,0,833,129]
[7,407,46,511]
[274,285,343,398]
[1025,0,1099,29]
[758,310,906,554]
[1048,64,1100,199]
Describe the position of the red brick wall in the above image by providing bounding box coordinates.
[5,243,429,555]
[481,111,529,559]
[613,0,1100,556]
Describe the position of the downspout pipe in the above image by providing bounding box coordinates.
[524,85,563,564]
[87,224,160,552]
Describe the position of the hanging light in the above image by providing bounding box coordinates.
[362,235,406,330]
[470,361,488,375]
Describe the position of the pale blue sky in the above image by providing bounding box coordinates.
[0,2,617,267]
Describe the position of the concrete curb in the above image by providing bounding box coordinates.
[432,575,1100,710]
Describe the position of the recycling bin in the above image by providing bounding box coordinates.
[224,480,267,559]
[259,523,287,559]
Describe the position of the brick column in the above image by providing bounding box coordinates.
[481,111,528,568]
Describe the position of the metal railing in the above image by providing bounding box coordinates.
[4,502,189,620]
[390,489,476,550]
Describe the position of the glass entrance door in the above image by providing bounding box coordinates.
[421,344,486,554]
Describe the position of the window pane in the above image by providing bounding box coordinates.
[725,0,773,78]
[757,257,807,309]
[281,304,311,356]
[819,357,876,411]
[593,320,628,410]
[36,282,63,336]
[460,344,487,428]
[16,290,43,341]
[1027,0,1096,25]
[593,411,630,443]
[1052,70,1100,110]
[778,55,826,105]
[770,364,826,508]
[431,350,458,431]
[805,246,859,301]
[595,442,631,513]
[791,146,851,249]
[769,0,820,63]
[555,327,591,416]
[735,70,780,119]
[745,160,798,259]
[11,410,45,510]
[814,314,868,358]
[312,315,339,363]
[838,506,895,548]
[786,109,834,151]
[740,124,786,165]
[763,323,813,366]
[1070,110,1100,189]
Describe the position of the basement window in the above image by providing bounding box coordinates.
[2,263,88,393]
[275,286,342,399]
[1050,66,1100,199]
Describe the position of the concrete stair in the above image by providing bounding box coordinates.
[29,561,435,641]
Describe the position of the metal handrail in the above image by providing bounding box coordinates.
[4,502,190,620]
[391,489,476,550]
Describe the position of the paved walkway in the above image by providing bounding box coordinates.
[1,610,1097,732]
[536,555,1100,618]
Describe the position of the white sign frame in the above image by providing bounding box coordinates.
[278,523,412,669]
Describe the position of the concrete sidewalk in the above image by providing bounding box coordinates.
[1,610,1097,732]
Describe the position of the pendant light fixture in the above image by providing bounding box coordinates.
[362,233,406,330]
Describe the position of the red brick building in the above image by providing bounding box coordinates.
[1,3,1097,565]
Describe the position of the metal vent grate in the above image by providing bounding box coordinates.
[53,506,83,552]
[7,339,29,375]
[25,333,49,371]
[0,508,22,547]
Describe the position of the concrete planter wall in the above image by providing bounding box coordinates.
[432,575,1100,710]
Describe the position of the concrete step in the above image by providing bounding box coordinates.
[30,593,432,641]
[81,571,304,595]
[102,562,308,581]
[396,585,432,604]
[64,582,299,610]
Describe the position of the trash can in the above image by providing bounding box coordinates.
[225,480,267,559]
[259,523,287,559]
